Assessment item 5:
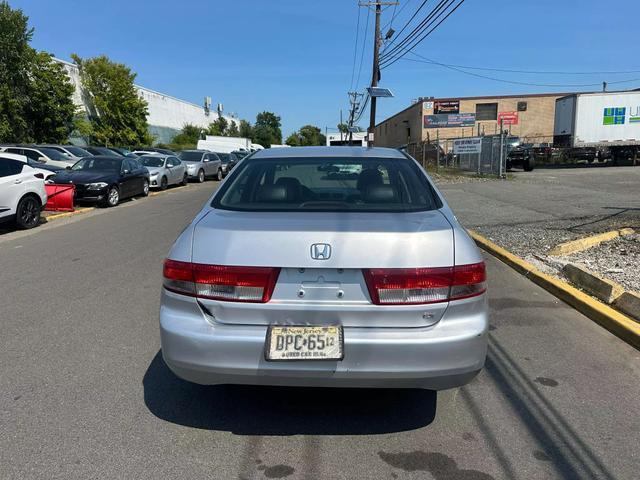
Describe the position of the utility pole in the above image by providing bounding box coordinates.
[346,90,364,145]
[368,1,382,147]
[359,1,397,147]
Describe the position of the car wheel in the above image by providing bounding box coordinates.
[216,168,223,181]
[197,169,205,183]
[181,173,188,186]
[104,186,119,207]
[523,157,535,172]
[141,179,149,197]
[15,195,40,229]
[160,176,168,190]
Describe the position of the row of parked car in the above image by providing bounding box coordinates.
[0,144,250,230]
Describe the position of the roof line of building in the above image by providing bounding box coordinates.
[54,57,238,118]
[375,91,583,128]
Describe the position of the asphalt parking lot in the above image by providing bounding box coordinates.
[1,179,639,479]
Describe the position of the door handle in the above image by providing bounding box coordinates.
[14,179,23,184]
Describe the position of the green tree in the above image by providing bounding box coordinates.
[0,1,33,142]
[71,112,93,145]
[239,119,252,139]
[227,120,239,137]
[286,125,326,147]
[337,123,349,134]
[26,52,76,143]
[253,111,282,147]
[285,132,301,146]
[207,116,228,136]
[71,53,152,146]
[171,123,202,145]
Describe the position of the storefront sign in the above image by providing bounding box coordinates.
[434,100,460,114]
[497,111,519,125]
[424,113,476,128]
[453,137,482,154]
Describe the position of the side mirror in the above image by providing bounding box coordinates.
[203,158,210,162]
[123,169,130,175]
[38,156,47,163]
[65,166,72,170]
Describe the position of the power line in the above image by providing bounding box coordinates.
[355,5,371,89]
[380,0,450,62]
[403,58,640,75]
[349,6,362,90]
[381,0,466,68]
[400,52,640,87]
[380,0,431,55]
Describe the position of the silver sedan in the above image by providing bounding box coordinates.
[138,154,187,189]
[160,146,488,390]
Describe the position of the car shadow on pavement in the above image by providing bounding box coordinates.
[143,351,437,435]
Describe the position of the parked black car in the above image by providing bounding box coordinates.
[216,152,241,176]
[84,146,122,157]
[507,144,535,171]
[52,156,149,207]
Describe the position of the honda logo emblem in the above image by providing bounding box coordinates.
[310,243,332,260]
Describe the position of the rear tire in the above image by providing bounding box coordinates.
[197,169,205,183]
[523,157,535,172]
[141,179,149,197]
[160,176,168,190]
[181,173,188,186]
[15,195,40,229]
[216,168,222,181]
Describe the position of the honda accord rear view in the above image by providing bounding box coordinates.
[160,146,488,390]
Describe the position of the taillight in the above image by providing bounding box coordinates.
[163,259,280,303]
[363,262,486,305]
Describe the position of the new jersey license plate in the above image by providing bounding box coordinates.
[265,326,343,361]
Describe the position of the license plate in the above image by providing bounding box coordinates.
[265,326,343,361]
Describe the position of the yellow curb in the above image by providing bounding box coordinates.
[44,207,95,221]
[548,228,635,256]
[468,229,640,350]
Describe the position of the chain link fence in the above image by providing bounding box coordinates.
[406,134,584,175]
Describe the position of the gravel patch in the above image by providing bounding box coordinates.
[561,234,640,292]
[429,171,502,185]
[475,223,640,294]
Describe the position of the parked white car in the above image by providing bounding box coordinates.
[0,153,48,229]
[0,146,75,169]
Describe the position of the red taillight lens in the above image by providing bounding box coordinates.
[163,259,280,303]
[363,262,486,305]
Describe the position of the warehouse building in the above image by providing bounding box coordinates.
[375,92,573,149]
[56,58,239,145]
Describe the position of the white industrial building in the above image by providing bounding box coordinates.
[56,58,239,144]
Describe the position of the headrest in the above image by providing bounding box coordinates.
[363,184,399,203]
[256,184,295,203]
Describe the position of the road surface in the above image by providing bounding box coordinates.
[0,181,638,479]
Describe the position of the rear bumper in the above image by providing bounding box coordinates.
[159,290,488,390]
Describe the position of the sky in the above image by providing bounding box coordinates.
[13,0,640,137]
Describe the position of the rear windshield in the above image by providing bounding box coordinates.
[138,156,165,167]
[212,156,440,212]
[178,151,203,162]
[217,153,230,162]
[65,146,92,157]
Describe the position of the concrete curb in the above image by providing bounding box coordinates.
[548,228,635,256]
[44,183,193,222]
[44,207,95,221]
[468,230,640,350]
[562,263,625,304]
[613,292,640,322]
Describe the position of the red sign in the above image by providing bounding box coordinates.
[497,111,519,125]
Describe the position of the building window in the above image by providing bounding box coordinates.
[517,101,527,112]
[476,103,498,121]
